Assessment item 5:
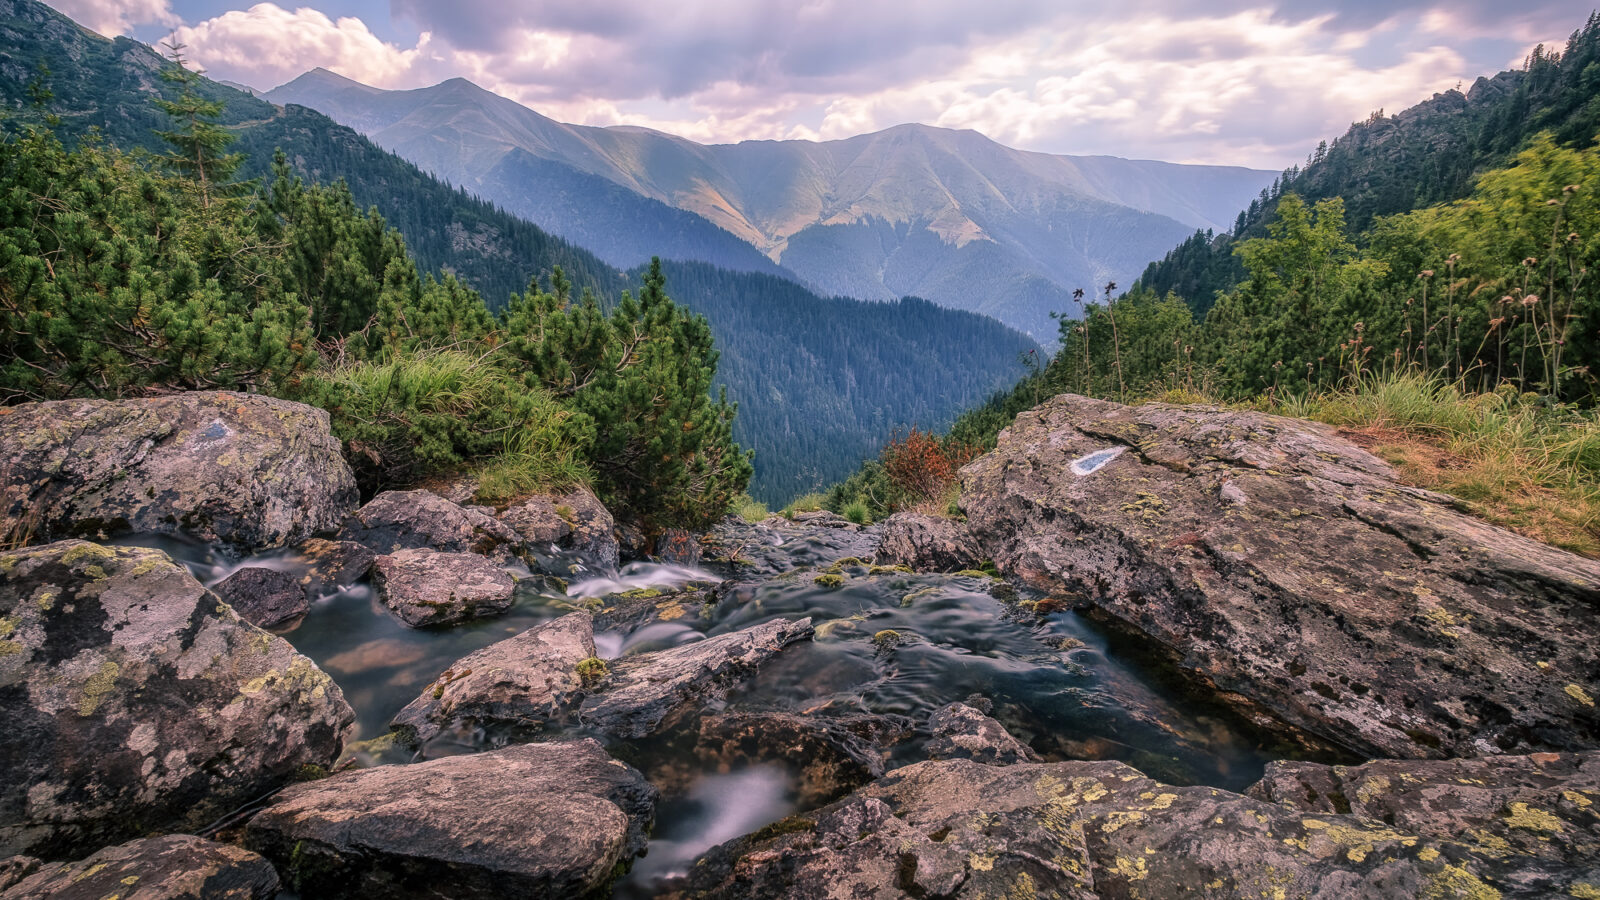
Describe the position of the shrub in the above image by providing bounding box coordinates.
[841,500,872,525]
[880,428,980,506]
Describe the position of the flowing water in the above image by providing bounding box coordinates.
[117,524,1286,897]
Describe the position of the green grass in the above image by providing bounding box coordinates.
[781,492,827,518]
[732,494,770,523]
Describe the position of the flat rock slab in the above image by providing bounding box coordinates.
[244,739,656,899]
[926,701,1034,765]
[212,566,307,629]
[0,835,279,900]
[0,541,353,859]
[371,548,515,628]
[875,513,981,572]
[961,394,1600,759]
[580,617,815,738]
[0,393,356,554]
[391,612,597,745]
[677,751,1600,899]
[340,491,521,561]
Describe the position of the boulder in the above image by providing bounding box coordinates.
[497,488,618,571]
[0,835,278,900]
[695,711,914,808]
[960,394,1600,759]
[655,529,703,566]
[580,618,815,738]
[292,538,375,601]
[699,517,882,579]
[243,740,655,899]
[790,510,857,529]
[212,567,307,629]
[370,548,515,628]
[390,612,596,745]
[0,393,356,554]
[0,541,353,859]
[875,513,981,572]
[926,701,1034,765]
[678,751,1600,899]
[338,491,521,561]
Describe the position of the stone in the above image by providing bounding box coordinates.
[789,510,857,529]
[960,394,1600,759]
[0,541,353,859]
[390,612,596,745]
[292,538,375,601]
[676,752,1600,899]
[370,548,515,628]
[699,517,882,579]
[0,835,278,900]
[243,740,655,899]
[655,529,703,566]
[212,567,307,629]
[926,701,1034,765]
[580,618,815,738]
[0,393,356,554]
[0,858,38,893]
[339,490,521,561]
[497,487,618,571]
[695,711,914,808]
[875,512,981,572]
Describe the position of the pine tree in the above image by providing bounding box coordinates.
[153,43,241,208]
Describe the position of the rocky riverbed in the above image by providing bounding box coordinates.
[3,391,1599,899]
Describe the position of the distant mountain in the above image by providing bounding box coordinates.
[268,69,1276,339]
[0,0,1037,502]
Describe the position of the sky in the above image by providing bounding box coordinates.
[43,0,1588,168]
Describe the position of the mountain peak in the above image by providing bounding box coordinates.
[269,66,376,95]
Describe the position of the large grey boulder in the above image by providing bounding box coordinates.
[243,740,655,899]
[339,490,521,561]
[0,541,353,859]
[0,835,279,900]
[390,612,596,745]
[677,751,1600,899]
[497,487,618,571]
[580,618,814,738]
[960,394,1600,759]
[371,548,515,628]
[875,512,981,572]
[0,393,356,553]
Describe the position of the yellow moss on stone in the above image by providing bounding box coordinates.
[1505,802,1564,833]
[1418,847,1441,863]
[0,616,16,639]
[1563,790,1593,809]
[656,600,686,621]
[60,544,115,566]
[1565,684,1595,707]
[1422,865,1502,900]
[1569,883,1600,899]
[0,640,22,656]
[78,660,120,716]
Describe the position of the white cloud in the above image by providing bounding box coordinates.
[169,4,434,90]
[44,0,176,36]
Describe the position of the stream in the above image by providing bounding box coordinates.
[114,522,1284,898]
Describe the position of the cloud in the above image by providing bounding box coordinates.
[169,4,432,89]
[168,0,1585,167]
[44,0,177,36]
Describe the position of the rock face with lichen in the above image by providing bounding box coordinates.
[960,394,1600,760]
[675,751,1600,899]
[0,540,353,859]
[875,513,981,572]
[0,393,356,554]
[370,548,516,628]
[497,488,618,571]
[243,740,655,899]
[0,834,280,899]
[339,491,522,561]
[926,701,1034,765]
[390,612,597,745]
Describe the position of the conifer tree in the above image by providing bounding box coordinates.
[153,43,240,208]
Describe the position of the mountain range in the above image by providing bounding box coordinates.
[266,69,1276,339]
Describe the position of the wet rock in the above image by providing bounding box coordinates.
[1248,751,1600,873]
[875,513,981,572]
[339,491,521,561]
[700,518,881,579]
[293,539,375,601]
[696,711,915,807]
[0,541,353,859]
[243,740,655,899]
[591,584,718,634]
[961,394,1600,759]
[371,548,515,628]
[656,529,703,566]
[212,566,307,629]
[0,858,38,893]
[926,701,1034,765]
[0,393,356,554]
[390,612,596,745]
[580,618,815,738]
[678,752,1600,899]
[498,487,618,571]
[790,510,857,529]
[0,835,279,900]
